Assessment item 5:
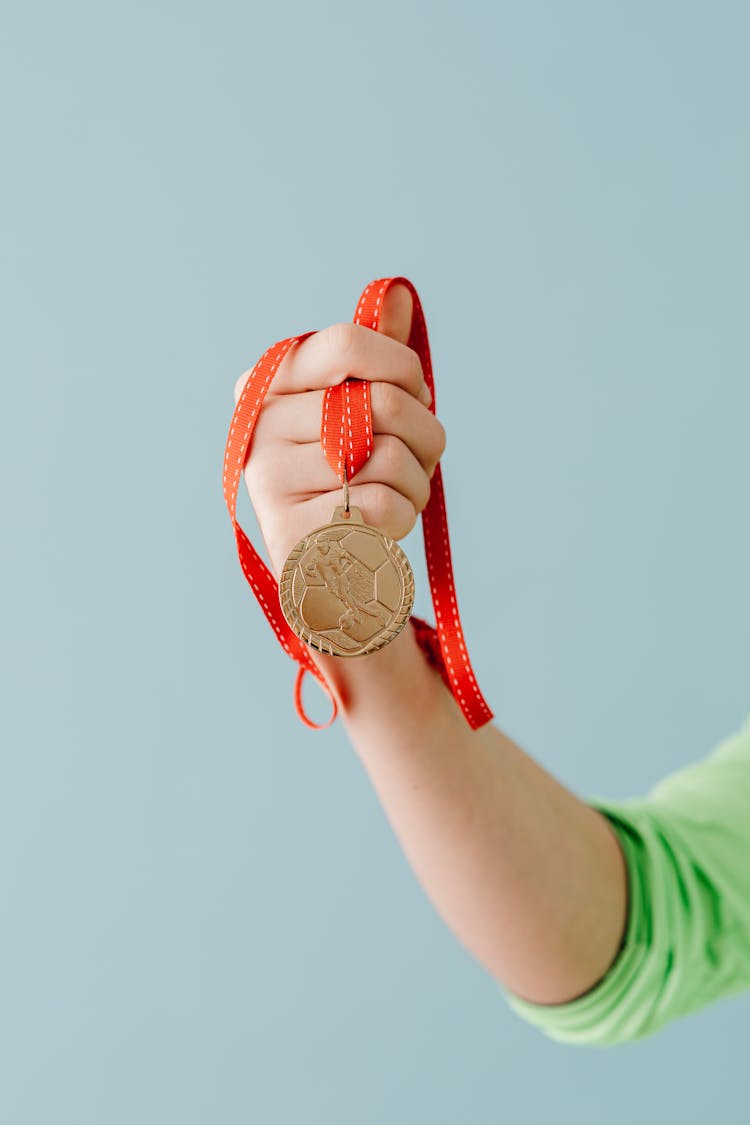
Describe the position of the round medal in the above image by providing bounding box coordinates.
[278,503,415,657]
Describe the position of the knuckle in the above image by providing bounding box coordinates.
[376,379,402,423]
[378,432,403,474]
[368,483,397,526]
[427,416,447,478]
[322,321,358,360]
[392,494,418,540]
[416,471,431,513]
[434,416,447,456]
[365,481,417,541]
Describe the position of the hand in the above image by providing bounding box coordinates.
[233,284,447,581]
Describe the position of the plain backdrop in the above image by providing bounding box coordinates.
[2,2,748,1123]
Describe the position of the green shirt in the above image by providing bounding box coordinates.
[498,710,750,1047]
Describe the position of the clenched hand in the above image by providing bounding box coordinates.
[233,283,447,581]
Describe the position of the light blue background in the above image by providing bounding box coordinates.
[2,2,748,1122]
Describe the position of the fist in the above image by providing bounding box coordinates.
[233,283,447,581]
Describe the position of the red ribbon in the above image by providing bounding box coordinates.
[223,276,494,731]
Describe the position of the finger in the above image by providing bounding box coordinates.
[377,281,414,345]
[258,383,446,476]
[262,434,432,515]
[375,283,431,405]
[264,321,428,400]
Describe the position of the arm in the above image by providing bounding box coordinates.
[235,283,627,1009]
[307,613,629,1006]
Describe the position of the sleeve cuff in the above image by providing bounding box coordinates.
[496,799,655,1047]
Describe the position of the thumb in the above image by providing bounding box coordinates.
[376,281,413,345]
[376,280,432,406]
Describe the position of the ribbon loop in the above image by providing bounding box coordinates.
[294,666,338,730]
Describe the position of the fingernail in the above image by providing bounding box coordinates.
[419,382,432,406]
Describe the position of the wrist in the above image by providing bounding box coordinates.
[307,616,452,730]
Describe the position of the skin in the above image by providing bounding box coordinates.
[234,284,628,1005]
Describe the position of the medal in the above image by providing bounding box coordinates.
[279,475,415,657]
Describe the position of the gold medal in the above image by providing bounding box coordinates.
[279,476,415,657]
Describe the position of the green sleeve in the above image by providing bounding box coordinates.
[497,710,750,1047]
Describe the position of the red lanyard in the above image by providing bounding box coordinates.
[222,276,494,731]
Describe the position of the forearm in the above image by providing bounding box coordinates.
[310,621,628,1005]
